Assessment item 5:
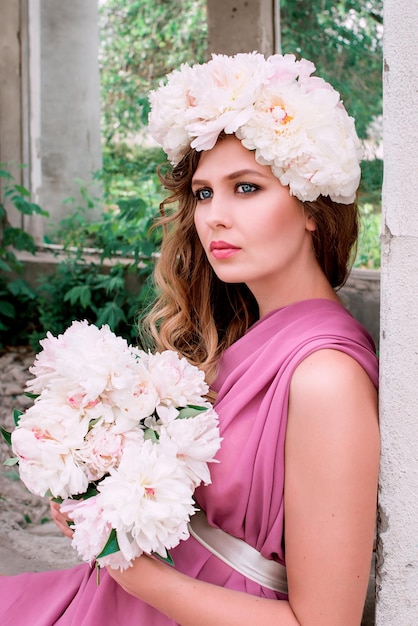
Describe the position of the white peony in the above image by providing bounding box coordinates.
[75,424,143,482]
[159,406,222,488]
[139,350,208,419]
[27,321,159,423]
[11,398,89,498]
[60,496,141,570]
[60,496,113,564]
[148,63,196,164]
[97,440,196,557]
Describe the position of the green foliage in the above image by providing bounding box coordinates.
[0,150,163,351]
[280,0,383,139]
[359,157,383,205]
[354,158,382,269]
[27,257,152,351]
[0,169,48,347]
[101,142,168,224]
[28,147,164,349]
[354,203,381,269]
[99,0,208,141]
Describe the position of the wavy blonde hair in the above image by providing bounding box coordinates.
[139,145,359,385]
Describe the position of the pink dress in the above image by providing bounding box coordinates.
[0,300,378,625]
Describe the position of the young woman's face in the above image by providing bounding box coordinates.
[192,135,318,312]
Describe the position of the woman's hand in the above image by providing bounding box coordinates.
[50,500,74,539]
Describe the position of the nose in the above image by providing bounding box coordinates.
[203,192,232,229]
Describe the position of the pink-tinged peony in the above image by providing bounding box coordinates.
[60,496,114,564]
[27,322,159,423]
[186,52,273,153]
[11,400,89,498]
[97,440,196,558]
[76,424,139,481]
[12,427,88,499]
[139,350,208,419]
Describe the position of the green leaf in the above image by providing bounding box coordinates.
[96,528,120,559]
[13,408,23,426]
[0,168,13,180]
[155,550,175,566]
[177,405,207,420]
[95,301,127,329]
[0,258,12,272]
[64,284,92,308]
[0,426,12,446]
[0,301,15,318]
[79,485,100,500]
[7,278,36,299]
[13,184,31,197]
[144,428,159,443]
[48,494,63,503]
[3,457,19,466]
[24,392,39,400]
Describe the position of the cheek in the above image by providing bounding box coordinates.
[193,211,202,237]
[193,210,207,247]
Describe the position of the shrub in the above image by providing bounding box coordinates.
[0,169,48,348]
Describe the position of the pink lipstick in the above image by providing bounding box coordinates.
[210,241,240,259]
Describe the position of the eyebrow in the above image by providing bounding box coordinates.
[191,168,271,186]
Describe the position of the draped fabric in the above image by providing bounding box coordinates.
[0,299,378,625]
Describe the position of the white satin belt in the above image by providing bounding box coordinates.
[188,510,288,595]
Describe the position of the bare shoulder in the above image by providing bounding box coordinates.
[287,347,379,460]
[290,348,377,417]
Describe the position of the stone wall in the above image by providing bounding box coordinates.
[0,0,25,227]
[340,269,381,349]
[376,1,418,623]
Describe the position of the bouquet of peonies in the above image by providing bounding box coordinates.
[3,320,221,570]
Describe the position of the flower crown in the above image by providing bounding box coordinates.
[148,52,363,204]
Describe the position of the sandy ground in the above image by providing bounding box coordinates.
[0,346,80,575]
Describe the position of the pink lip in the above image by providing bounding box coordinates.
[210,240,240,259]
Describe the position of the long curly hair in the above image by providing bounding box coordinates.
[139,147,359,385]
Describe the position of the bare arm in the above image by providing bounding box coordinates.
[106,349,379,626]
[284,349,379,625]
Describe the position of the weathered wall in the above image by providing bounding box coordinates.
[375,0,418,623]
[207,0,275,56]
[37,0,102,229]
[0,0,25,227]
[340,269,380,349]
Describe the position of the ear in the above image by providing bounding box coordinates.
[305,211,317,232]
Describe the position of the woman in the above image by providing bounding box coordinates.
[0,52,379,626]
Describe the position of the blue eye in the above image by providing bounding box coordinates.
[236,183,259,194]
[195,188,212,201]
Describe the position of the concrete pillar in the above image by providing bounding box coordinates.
[376,1,418,624]
[207,0,276,56]
[0,0,25,228]
[0,0,102,241]
[35,0,102,233]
